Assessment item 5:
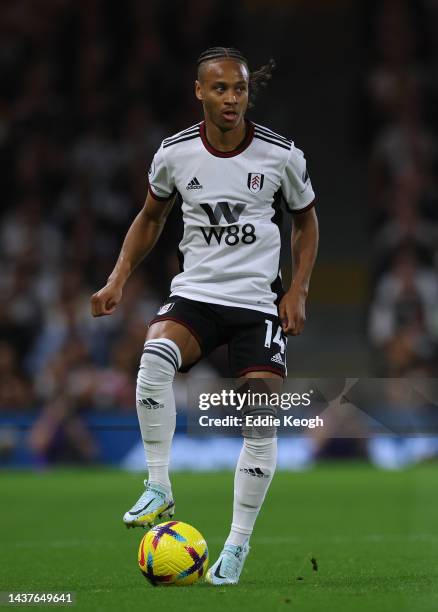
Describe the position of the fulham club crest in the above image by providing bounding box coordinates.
[247,173,264,193]
[157,302,174,315]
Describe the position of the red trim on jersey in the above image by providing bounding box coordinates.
[237,365,285,378]
[148,184,173,202]
[200,120,254,158]
[291,199,316,214]
[148,316,203,350]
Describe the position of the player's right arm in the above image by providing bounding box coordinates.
[90,192,174,317]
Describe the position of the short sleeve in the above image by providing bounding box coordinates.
[280,143,315,213]
[147,145,175,201]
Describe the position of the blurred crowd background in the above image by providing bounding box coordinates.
[364,0,438,378]
[0,0,437,467]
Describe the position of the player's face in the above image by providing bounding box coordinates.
[196,60,249,131]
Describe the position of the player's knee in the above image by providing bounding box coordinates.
[137,339,181,393]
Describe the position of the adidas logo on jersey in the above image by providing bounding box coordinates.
[271,352,284,365]
[239,467,269,478]
[186,177,203,190]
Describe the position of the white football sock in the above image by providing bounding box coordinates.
[136,339,181,492]
[226,437,277,547]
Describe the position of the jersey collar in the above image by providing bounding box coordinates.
[200,120,254,158]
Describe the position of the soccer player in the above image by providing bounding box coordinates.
[91,47,319,585]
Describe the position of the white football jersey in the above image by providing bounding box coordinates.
[147,120,315,315]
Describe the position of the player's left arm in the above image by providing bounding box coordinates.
[279,206,319,336]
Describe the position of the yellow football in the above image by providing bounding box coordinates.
[138,521,209,586]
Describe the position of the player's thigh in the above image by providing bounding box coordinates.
[146,320,201,369]
[228,312,287,378]
[147,296,223,372]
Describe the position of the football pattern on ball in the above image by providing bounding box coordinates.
[138,521,209,586]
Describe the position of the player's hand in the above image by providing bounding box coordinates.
[278,288,307,336]
[90,281,123,317]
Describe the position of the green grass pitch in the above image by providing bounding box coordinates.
[1,464,437,611]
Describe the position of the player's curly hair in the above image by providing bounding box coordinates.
[197,47,276,108]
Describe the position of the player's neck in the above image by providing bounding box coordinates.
[203,118,247,152]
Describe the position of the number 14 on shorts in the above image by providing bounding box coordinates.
[264,320,286,353]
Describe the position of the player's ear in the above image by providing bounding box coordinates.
[195,80,203,101]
